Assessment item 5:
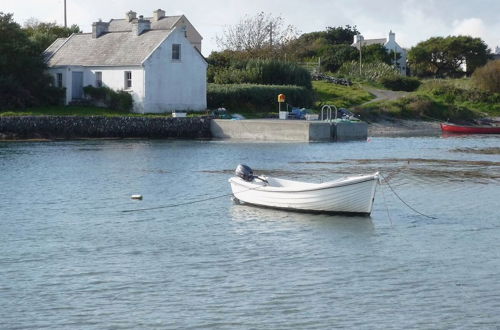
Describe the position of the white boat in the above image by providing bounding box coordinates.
[229,165,379,215]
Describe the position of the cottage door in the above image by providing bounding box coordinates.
[71,72,84,99]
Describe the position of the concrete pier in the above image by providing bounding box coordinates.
[211,119,367,142]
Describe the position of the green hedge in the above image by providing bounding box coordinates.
[380,76,421,91]
[208,84,313,112]
[83,86,133,111]
[212,59,312,89]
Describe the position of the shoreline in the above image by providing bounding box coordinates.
[368,119,441,137]
[0,115,444,141]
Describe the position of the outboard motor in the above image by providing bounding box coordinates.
[235,164,254,182]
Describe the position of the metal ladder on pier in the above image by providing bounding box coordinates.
[321,105,338,124]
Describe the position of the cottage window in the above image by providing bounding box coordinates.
[95,72,102,87]
[124,71,132,89]
[57,73,63,88]
[172,44,181,60]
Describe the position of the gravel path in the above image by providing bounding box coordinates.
[362,87,410,104]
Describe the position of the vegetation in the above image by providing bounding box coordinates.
[408,36,490,77]
[0,106,142,117]
[313,81,374,108]
[472,60,500,93]
[337,61,399,83]
[207,84,313,114]
[418,79,500,115]
[210,59,312,89]
[0,12,65,109]
[356,95,478,121]
[23,19,81,53]
[356,78,500,121]
[215,12,298,59]
[83,86,134,112]
[379,76,421,92]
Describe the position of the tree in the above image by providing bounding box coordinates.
[23,19,81,53]
[320,44,358,72]
[362,44,394,65]
[216,12,299,56]
[408,36,490,77]
[0,12,62,109]
[323,25,359,45]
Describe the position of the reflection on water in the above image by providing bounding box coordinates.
[230,203,375,231]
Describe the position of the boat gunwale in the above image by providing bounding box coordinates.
[229,173,379,193]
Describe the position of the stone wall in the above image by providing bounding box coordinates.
[0,116,211,140]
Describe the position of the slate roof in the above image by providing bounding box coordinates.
[44,38,67,62]
[352,38,387,49]
[45,29,171,67]
[108,16,181,32]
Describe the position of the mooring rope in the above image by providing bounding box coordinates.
[122,192,234,213]
[379,173,437,220]
[121,183,267,213]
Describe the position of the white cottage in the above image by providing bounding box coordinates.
[44,9,207,113]
[352,31,407,75]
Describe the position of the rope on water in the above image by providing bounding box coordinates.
[379,173,437,220]
[121,192,235,213]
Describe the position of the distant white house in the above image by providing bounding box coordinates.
[44,9,207,113]
[352,31,407,75]
[494,46,500,60]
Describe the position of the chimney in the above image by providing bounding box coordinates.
[126,10,137,22]
[153,9,165,22]
[132,15,151,36]
[92,20,109,38]
[389,30,396,43]
[354,34,364,46]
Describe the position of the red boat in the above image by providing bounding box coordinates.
[440,122,500,134]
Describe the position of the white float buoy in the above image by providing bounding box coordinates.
[131,194,143,200]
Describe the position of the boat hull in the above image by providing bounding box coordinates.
[441,123,500,134]
[229,173,379,215]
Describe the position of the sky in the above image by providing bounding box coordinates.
[3,0,499,56]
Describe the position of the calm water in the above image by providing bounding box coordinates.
[1,136,499,329]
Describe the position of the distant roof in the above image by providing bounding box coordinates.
[108,16,182,32]
[45,29,172,67]
[352,38,387,49]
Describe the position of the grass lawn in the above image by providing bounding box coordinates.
[312,81,375,108]
[0,106,170,117]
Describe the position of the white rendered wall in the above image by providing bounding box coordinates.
[48,66,145,112]
[143,28,207,113]
[384,39,407,75]
[85,67,145,112]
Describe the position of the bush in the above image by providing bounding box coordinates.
[212,59,312,89]
[356,94,479,121]
[208,84,313,113]
[472,60,500,93]
[83,86,133,111]
[337,61,399,82]
[380,76,421,91]
[420,82,500,104]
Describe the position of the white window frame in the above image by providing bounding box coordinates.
[56,73,63,88]
[95,71,102,87]
[124,71,132,89]
[172,44,181,61]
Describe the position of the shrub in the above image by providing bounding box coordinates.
[337,61,399,82]
[212,59,312,89]
[208,84,313,113]
[83,86,133,111]
[380,76,421,91]
[472,60,500,93]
